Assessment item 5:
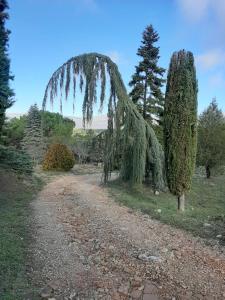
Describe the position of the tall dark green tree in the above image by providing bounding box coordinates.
[164,50,198,211]
[129,25,165,124]
[197,98,225,178]
[22,104,45,163]
[0,0,14,133]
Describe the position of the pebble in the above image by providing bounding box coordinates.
[118,283,130,296]
[40,286,53,298]
[138,253,161,262]
[130,289,143,299]
[203,223,212,227]
[143,294,158,300]
[144,282,157,294]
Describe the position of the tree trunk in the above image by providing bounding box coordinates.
[206,165,211,179]
[178,194,185,212]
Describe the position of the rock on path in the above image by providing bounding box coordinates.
[29,173,225,299]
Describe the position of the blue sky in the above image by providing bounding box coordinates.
[7,0,225,116]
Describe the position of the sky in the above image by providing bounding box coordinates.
[7,0,225,117]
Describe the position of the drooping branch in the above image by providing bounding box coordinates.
[43,52,165,190]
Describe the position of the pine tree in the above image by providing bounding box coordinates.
[22,104,45,163]
[129,25,165,124]
[0,0,14,133]
[197,98,225,178]
[164,50,198,211]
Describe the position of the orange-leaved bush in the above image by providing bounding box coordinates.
[42,143,75,171]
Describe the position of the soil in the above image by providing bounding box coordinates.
[29,171,225,300]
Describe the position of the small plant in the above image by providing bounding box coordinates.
[42,143,75,171]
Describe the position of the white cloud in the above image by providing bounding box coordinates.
[176,0,225,23]
[176,0,210,22]
[195,49,225,88]
[211,0,225,26]
[195,49,225,70]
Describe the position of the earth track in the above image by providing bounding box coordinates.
[29,173,225,299]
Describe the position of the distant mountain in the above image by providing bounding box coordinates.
[6,112,24,119]
[69,115,108,129]
[6,112,108,129]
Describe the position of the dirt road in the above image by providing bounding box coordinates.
[29,172,225,299]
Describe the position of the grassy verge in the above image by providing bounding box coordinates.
[0,169,43,300]
[108,174,225,243]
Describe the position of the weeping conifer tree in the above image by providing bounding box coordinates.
[42,53,165,191]
[164,50,198,211]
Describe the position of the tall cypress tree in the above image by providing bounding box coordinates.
[129,25,165,124]
[22,104,45,163]
[164,50,198,211]
[0,0,14,133]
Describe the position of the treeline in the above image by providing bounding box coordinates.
[0,0,225,211]
[129,24,225,180]
[2,106,75,150]
[2,104,103,165]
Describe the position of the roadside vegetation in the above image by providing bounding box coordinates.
[0,169,43,299]
[108,172,225,243]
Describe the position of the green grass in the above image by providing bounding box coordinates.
[0,170,43,300]
[108,174,225,243]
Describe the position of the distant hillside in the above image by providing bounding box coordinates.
[6,112,108,130]
[69,115,108,129]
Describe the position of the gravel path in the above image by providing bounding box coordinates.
[30,173,225,300]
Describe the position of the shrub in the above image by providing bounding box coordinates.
[42,143,75,171]
[0,145,33,174]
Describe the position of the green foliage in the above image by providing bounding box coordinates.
[0,169,43,299]
[129,25,165,124]
[22,104,45,163]
[1,111,75,150]
[197,99,225,177]
[89,130,106,163]
[152,123,164,146]
[164,50,198,197]
[1,115,27,148]
[0,145,33,174]
[109,173,225,242]
[71,128,96,163]
[41,110,75,144]
[43,53,165,190]
[72,128,95,140]
[0,0,14,133]
[43,143,75,171]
